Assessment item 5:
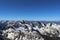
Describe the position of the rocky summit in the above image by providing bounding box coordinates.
[0,20,60,40]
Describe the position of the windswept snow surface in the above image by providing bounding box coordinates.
[0,20,60,40]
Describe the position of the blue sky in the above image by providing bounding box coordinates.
[0,0,60,21]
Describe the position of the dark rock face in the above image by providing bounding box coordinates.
[33,21,43,28]
[0,34,10,40]
[39,34,60,40]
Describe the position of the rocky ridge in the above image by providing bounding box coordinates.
[0,20,60,40]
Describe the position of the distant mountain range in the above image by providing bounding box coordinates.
[0,20,60,40]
